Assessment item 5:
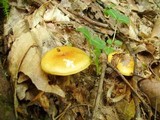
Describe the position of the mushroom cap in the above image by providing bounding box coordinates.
[41,46,90,76]
[108,52,134,76]
[108,52,120,63]
[116,54,134,76]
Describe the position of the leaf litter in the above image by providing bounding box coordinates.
[2,0,160,119]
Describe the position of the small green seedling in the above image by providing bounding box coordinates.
[104,5,130,44]
[77,6,129,74]
[104,7,130,24]
[77,27,122,74]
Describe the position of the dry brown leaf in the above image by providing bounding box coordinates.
[16,83,28,100]
[8,31,65,97]
[115,99,135,120]
[12,19,30,38]
[25,87,40,101]
[139,24,152,37]
[151,17,160,38]
[101,106,119,120]
[4,7,26,36]
[137,51,153,65]
[39,93,50,109]
[60,0,71,8]
[72,87,86,104]
[136,59,152,78]
[145,43,156,54]
[71,0,89,11]
[19,47,65,97]
[133,43,148,54]
[149,60,160,79]
[127,0,139,11]
[43,6,70,22]
[139,79,160,112]
[31,25,62,54]
[18,73,30,83]
[129,22,139,40]
[8,32,36,78]
[27,4,46,28]
[88,3,106,22]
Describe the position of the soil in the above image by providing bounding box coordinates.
[0,8,16,120]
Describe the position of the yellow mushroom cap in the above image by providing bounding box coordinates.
[108,52,134,76]
[116,54,134,76]
[108,52,120,63]
[41,46,91,76]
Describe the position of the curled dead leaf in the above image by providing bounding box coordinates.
[8,32,36,78]
[149,60,160,79]
[19,47,65,97]
[139,79,160,112]
[43,6,70,22]
[16,83,28,100]
[27,4,46,28]
[8,31,65,97]
[151,17,160,38]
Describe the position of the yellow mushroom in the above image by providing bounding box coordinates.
[41,46,91,76]
[108,52,134,76]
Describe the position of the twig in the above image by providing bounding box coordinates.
[117,34,153,119]
[125,40,143,119]
[112,22,118,41]
[55,103,71,120]
[92,53,107,120]
[58,6,82,24]
[107,62,152,115]
[125,38,153,119]
[68,10,109,28]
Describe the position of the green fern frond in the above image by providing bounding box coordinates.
[0,0,9,16]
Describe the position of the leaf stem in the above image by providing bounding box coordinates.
[112,22,118,42]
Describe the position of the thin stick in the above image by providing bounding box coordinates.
[68,10,109,28]
[112,22,118,41]
[107,62,152,114]
[92,53,107,120]
[55,103,71,120]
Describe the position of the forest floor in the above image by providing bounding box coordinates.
[0,0,160,120]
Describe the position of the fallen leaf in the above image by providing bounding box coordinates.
[139,79,160,112]
[137,51,153,65]
[43,6,70,22]
[39,94,50,109]
[101,106,120,120]
[8,31,65,97]
[129,22,139,40]
[139,24,152,37]
[71,0,89,11]
[8,32,36,79]
[72,87,86,104]
[12,19,30,38]
[27,4,46,28]
[149,60,160,79]
[4,7,26,36]
[19,47,65,97]
[60,0,71,8]
[151,17,160,38]
[115,99,135,120]
[18,73,30,83]
[31,25,62,55]
[16,83,28,100]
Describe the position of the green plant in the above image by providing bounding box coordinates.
[104,5,130,45]
[77,27,122,74]
[104,6,130,24]
[0,0,9,16]
[77,6,130,74]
